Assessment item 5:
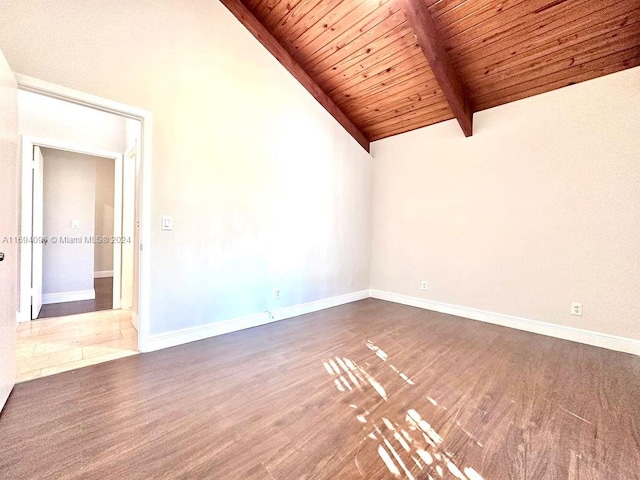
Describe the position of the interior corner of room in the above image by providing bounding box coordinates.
[0,1,638,478]
[1,0,637,360]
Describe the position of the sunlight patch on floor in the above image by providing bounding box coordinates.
[322,339,486,480]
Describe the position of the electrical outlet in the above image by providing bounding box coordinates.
[421,281,428,291]
[349,276,354,286]
[570,302,582,316]
[274,288,281,300]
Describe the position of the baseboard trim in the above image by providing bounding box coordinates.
[144,290,370,352]
[369,290,640,356]
[94,270,114,278]
[42,289,96,305]
[142,288,640,356]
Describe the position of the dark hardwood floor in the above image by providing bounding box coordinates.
[1,299,638,479]
[37,277,113,319]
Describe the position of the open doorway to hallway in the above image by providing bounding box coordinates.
[16,90,143,382]
[37,147,119,319]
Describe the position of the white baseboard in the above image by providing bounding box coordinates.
[141,288,640,356]
[17,310,30,323]
[94,270,114,278]
[369,289,640,356]
[144,290,369,352]
[42,289,95,305]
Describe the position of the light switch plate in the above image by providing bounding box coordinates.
[161,216,172,231]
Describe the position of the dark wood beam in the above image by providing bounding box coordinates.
[219,0,370,152]
[399,0,473,136]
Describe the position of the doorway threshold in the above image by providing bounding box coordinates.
[16,309,138,382]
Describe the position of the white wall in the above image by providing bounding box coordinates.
[371,67,640,341]
[18,90,126,152]
[94,157,114,274]
[42,148,96,297]
[0,1,373,336]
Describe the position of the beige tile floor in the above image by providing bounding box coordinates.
[16,309,138,382]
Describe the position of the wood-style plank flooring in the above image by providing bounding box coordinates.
[1,299,638,479]
[38,277,113,319]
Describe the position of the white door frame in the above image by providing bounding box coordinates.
[121,143,137,311]
[19,137,124,317]
[15,74,153,352]
[30,145,44,320]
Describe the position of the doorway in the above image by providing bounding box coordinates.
[18,139,138,383]
[35,147,123,319]
[14,81,150,381]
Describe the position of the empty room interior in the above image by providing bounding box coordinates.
[0,1,638,479]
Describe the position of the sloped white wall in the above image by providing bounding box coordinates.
[0,0,373,335]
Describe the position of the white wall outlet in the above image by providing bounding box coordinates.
[274,288,281,300]
[349,276,354,286]
[570,302,583,316]
[161,216,172,231]
[421,281,428,291]
[71,219,80,229]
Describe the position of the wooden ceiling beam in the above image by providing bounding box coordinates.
[399,0,473,136]
[219,0,370,152]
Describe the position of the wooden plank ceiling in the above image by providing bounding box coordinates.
[222,0,640,147]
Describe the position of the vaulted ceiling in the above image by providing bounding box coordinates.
[221,0,640,151]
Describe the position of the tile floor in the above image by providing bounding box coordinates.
[16,309,138,382]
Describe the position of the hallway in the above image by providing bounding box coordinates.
[38,277,114,319]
